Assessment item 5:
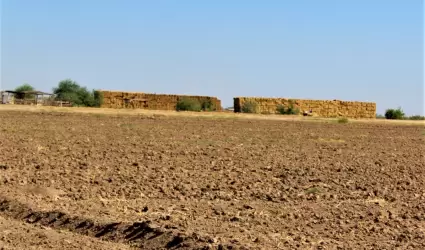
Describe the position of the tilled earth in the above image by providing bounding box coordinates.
[0,110,424,249]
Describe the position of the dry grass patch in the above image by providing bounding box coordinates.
[1,104,425,126]
[317,138,346,143]
[365,198,388,207]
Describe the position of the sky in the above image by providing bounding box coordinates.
[1,0,423,115]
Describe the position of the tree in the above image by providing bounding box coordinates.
[385,107,405,120]
[52,79,102,107]
[14,83,35,99]
[53,79,81,103]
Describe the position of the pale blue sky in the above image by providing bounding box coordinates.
[1,0,423,115]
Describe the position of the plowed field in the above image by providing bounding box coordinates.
[0,110,424,249]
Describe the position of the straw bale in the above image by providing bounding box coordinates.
[233,97,376,118]
[99,90,221,111]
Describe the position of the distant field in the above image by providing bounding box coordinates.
[1,104,424,126]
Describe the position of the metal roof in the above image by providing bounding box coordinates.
[3,90,53,95]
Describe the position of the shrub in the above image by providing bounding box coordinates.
[200,98,216,111]
[276,104,286,114]
[241,100,258,113]
[176,98,202,112]
[337,117,349,124]
[408,115,425,120]
[376,114,385,119]
[385,107,405,120]
[276,100,300,115]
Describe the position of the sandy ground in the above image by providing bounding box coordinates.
[0,107,424,249]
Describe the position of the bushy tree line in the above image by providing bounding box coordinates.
[377,107,424,120]
[13,79,103,107]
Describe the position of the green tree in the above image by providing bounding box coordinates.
[53,79,80,103]
[14,83,35,99]
[385,107,405,120]
[53,79,102,107]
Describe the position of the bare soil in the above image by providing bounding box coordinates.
[0,110,424,249]
[0,214,132,250]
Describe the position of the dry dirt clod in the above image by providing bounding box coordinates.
[243,205,253,210]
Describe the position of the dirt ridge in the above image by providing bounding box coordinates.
[0,197,238,250]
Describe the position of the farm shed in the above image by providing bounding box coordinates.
[1,90,53,105]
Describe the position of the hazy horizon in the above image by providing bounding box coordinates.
[1,0,423,115]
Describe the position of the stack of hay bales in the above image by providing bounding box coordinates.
[123,92,146,108]
[100,90,222,111]
[142,94,222,111]
[234,97,309,114]
[101,91,125,109]
[234,97,376,119]
[143,94,179,110]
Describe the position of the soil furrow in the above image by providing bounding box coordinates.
[0,197,237,249]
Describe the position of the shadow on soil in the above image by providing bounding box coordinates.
[0,197,238,250]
